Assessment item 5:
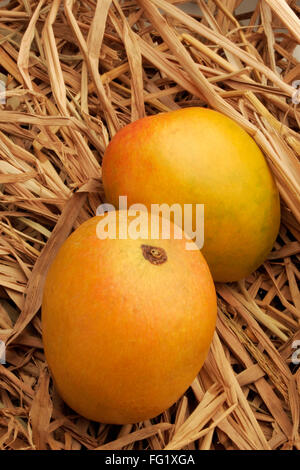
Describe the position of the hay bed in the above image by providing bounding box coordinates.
[0,0,299,451]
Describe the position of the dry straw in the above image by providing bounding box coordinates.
[0,0,299,450]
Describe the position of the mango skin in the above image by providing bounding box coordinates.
[102,107,281,282]
[42,213,217,424]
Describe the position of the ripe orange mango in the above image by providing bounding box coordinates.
[102,107,281,282]
[42,212,217,424]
